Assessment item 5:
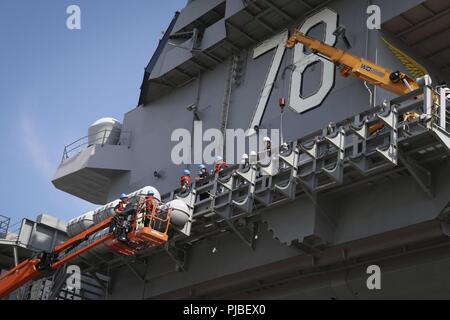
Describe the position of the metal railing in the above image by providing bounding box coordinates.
[0,215,10,239]
[432,87,450,132]
[61,130,131,163]
[160,86,450,221]
[7,220,22,241]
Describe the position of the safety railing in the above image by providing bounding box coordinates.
[160,85,450,229]
[432,86,450,132]
[61,130,132,163]
[6,220,22,241]
[0,215,10,239]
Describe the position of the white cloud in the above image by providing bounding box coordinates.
[18,113,54,179]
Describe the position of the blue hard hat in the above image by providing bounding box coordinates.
[199,164,206,170]
[119,193,128,199]
[183,169,191,175]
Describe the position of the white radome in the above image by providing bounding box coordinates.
[167,199,190,228]
[88,117,122,146]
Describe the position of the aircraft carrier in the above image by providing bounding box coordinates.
[2,0,450,300]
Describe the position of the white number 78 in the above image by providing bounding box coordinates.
[248,8,338,135]
[248,30,288,136]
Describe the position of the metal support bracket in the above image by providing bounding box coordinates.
[259,155,280,176]
[164,242,188,272]
[376,104,398,165]
[398,151,433,199]
[254,176,273,206]
[439,88,448,129]
[300,141,318,159]
[231,165,257,214]
[376,102,396,129]
[218,174,234,191]
[232,195,254,214]
[275,177,297,200]
[126,263,146,282]
[322,160,344,185]
[279,147,300,169]
[351,120,368,140]
[325,127,346,160]
[377,144,398,165]
[235,165,257,192]
[297,171,316,191]
[225,220,258,250]
[275,146,300,199]
[254,190,272,206]
[424,85,434,129]
[88,271,111,296]
[433,124,450,152]
[321,127,346,186]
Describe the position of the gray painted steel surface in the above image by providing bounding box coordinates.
[45,0,450,299]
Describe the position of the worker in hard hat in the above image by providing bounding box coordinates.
[263,137,272,157]
[180,169,192,192]
[196,164,211,200]
[145,191,158,210]
[196,164,210,182]
[144,191,159,228]
[214,156,228,174]
[241,153,249,166]
[112,193,130,242]
[114,193,129,215]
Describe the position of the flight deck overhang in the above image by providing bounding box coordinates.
[382,0,450,74]
[52,145,131,205]
[139,0,431,105]
[139,0,332,104]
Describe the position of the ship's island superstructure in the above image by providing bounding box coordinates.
[2,0,450,300]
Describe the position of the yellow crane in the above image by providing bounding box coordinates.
[286,29,420,96]
[286,29,425,134]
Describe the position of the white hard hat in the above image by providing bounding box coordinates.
[250,151,257,156]
[241,153,249,160]
[263,137,271,142]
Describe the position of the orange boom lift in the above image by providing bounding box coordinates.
[0,200,171,299]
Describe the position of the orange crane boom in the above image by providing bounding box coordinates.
[286,29,420,96]
[0,202,171,299]
[0,217,114,299]
[0,259,42,298]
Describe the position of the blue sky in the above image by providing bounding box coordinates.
[0,0,185,227]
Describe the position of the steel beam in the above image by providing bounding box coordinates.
[226,22,258,43]
[260,0,294,21]
[395,8,450,38]
[164,243,188,272]
[398,151,433,199]
[125,263,146,282]
[295,0,312,9]
[225,220,258,249]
